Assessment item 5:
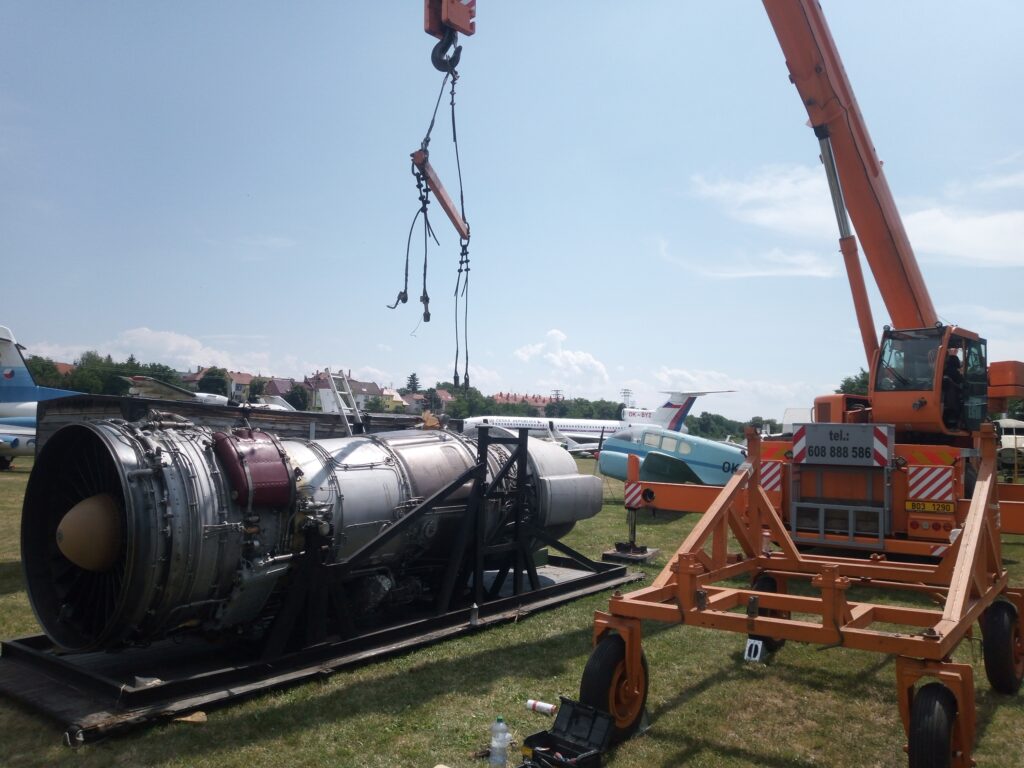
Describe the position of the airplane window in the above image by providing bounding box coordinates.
[661,437,678,452]
[676,440,692,455]
[643,433,661,448]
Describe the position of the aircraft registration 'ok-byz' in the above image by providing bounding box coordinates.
[461,391,732,446]
[0,325,78,469]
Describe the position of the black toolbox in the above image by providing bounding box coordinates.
[519,697,613,768]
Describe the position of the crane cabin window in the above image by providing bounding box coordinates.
[876,328,944,392]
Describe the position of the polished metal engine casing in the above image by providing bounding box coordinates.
[22,419,602,652]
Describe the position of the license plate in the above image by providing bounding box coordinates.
[905,501,955,514]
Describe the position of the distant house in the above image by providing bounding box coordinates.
[226,371,254,402]
[402,392,427,414]
[347,378,382,410]
[434,388,455,413]
[178,366,255,401]
[265,377,298,397]
[380,387,408,413]
[302,371,381,412]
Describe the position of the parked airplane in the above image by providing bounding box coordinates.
[461,391,728,445]
[0,422,36,469]
[0,326,78,468]
[0,326,77,423]
[123,376,297,410]
[123,375,232,405]
[597,425,747,486]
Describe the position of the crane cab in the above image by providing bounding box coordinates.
[869,325,987,439]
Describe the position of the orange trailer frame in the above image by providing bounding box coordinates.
[586,424,1024,766]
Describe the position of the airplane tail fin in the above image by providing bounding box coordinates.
[653,390,735,433]
[0,326,76,405]
[0,326,40,402]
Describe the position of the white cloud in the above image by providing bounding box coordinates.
[513,341,545,362]
[904,208,1024,267]
[646,366,827,423]
[29,327,288,377]
[691,164,835,240]
[974,171,1024,192]
[700,247,838,279]
[944,305,1024,327]
[508,330,610,397]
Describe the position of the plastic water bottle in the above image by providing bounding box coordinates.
[489,716,509,766]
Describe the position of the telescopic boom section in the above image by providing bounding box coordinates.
[762,0,938,331]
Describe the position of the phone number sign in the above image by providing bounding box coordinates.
[792,423,893,467]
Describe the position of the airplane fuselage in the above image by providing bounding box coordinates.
[598,426,747,486]
[462,415,630,443]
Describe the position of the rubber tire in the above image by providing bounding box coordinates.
[748,573,786,653]
[579,633,649,743]
[908,683,956,768]
[982,600,1024,694]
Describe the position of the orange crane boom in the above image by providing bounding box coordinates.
[764,0,938,337]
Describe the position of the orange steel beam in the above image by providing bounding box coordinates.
[411,149,470,241]
[839,234,880,366]
[762,0,937,330]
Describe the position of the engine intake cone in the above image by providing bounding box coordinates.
[56,493,122,572]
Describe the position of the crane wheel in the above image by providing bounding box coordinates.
[579,633,648,743]
[748,573,787,654]
[982,600,1024,694]
[908,683,956,768]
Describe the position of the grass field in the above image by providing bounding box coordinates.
[1,456,1023,767]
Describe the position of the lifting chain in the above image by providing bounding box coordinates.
[388,51,472,391]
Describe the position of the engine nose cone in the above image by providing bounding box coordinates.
[56,493,122,572]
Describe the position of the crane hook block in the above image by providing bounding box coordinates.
[431,28,462,73]
[424,0,476,39]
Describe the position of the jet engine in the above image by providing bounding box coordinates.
[21,417,602,652]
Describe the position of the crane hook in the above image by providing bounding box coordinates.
[431,28,462,73]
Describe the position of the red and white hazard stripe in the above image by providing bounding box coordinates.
[872,426,889,466]
[624,481,643,509]
[761,460,783,492]
[792,426,807,463]
[908,465,955,501]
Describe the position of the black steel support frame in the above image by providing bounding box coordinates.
[0,427,636,744]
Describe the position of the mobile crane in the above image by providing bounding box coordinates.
[575,2,1024,766]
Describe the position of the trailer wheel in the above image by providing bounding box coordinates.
[908,683,956,768]
[748,573,787,653]
[579,633,649,743]
[982,600,1024,694]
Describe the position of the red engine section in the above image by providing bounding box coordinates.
[213,429,293,508]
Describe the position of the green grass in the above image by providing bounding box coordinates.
[1,457,1023,767]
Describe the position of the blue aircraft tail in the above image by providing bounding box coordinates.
[0,326,77,408]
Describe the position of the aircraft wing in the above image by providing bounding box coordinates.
[123,376,200,402]
[639,451,704,485]
[123,376,230,405]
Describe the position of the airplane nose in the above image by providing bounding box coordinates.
[56,493,123,572]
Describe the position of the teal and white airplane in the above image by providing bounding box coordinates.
[0,326,77,469]
[597,419,747,486]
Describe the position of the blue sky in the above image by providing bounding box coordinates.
[2,1,1022,421]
